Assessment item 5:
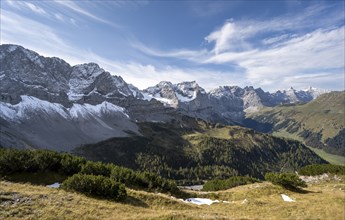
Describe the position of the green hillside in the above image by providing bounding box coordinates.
[247,92,345,157]
[74,121,326,182]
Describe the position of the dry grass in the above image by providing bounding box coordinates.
[1,176,344,220]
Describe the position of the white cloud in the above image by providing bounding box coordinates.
[205,21,235,54]
[0,10,72,58]
[78,51,243,90]
[54,13,64,22]
[4,0,48,16]
[24,2,47,15]
[132,42,208,62]
[262,34,292,45]
[53,0,118,27]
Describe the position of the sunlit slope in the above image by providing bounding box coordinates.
[247,91,345,156]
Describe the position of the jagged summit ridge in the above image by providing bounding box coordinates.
[142,81,206,107]
[0,44,141,106]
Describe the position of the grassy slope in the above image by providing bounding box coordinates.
[1,177,344,220]
[306,147,345,166]
[247,92,345,156]
[273,130,345,165]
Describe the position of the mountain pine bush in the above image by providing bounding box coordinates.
[80,161,113,177]
[61,173,126,200]
[265,172,307,189]
[299,164,345,176]
[202,176,260,191]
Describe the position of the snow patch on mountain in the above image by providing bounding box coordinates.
[141,92,174,106]
[303,86,329,99]
[7,45,19,52]
[175,91,197,102]
[69,101,128,119]
[0,95,68,120]
[22,49,44,68]
[0,95,128,121]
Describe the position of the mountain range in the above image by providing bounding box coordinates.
[0,44,330,151]
[1,44,340,179]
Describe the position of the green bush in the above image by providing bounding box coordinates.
[265,172,307,189]
[137,172,178,193]
[0,148,34,174]
[110,167,179,194]
[80,161,113,177]
[0,148,85,176]
[32,150,62,172]
[299,164,345,176]
[202,176,260,191]
[61,173,126,200]
[110,166,140,186]
[60,153,86,175]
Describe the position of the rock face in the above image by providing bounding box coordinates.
[0,44,172,151]
[0,44,330,150]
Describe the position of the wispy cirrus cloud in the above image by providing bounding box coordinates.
[5,0,48,16]
[132,42,208,62]
[24,2,48,15]
[0,9,72,58]
[53,0,119,27]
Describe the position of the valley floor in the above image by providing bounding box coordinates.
[1,177,344,220]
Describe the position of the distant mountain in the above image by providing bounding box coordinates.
[246,92,345,156]
[0,44,331,151]
[142,82,329,123]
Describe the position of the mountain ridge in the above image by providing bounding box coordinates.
[0,44,335,152]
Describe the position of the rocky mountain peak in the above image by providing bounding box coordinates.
[209,86,243,99]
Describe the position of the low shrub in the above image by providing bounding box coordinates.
[32,150,62,172]
[0,148,35,174]
[265,172,307,189]
[137,172,178,194]
[61,173,126,200]
[60,153,86,175]
[80,161,112,177]
[0,148,85,176]
[111,168,179,194]
[202,176,260,191]
[299,164,345,176]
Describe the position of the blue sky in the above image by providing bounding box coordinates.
[1,0,344,91]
